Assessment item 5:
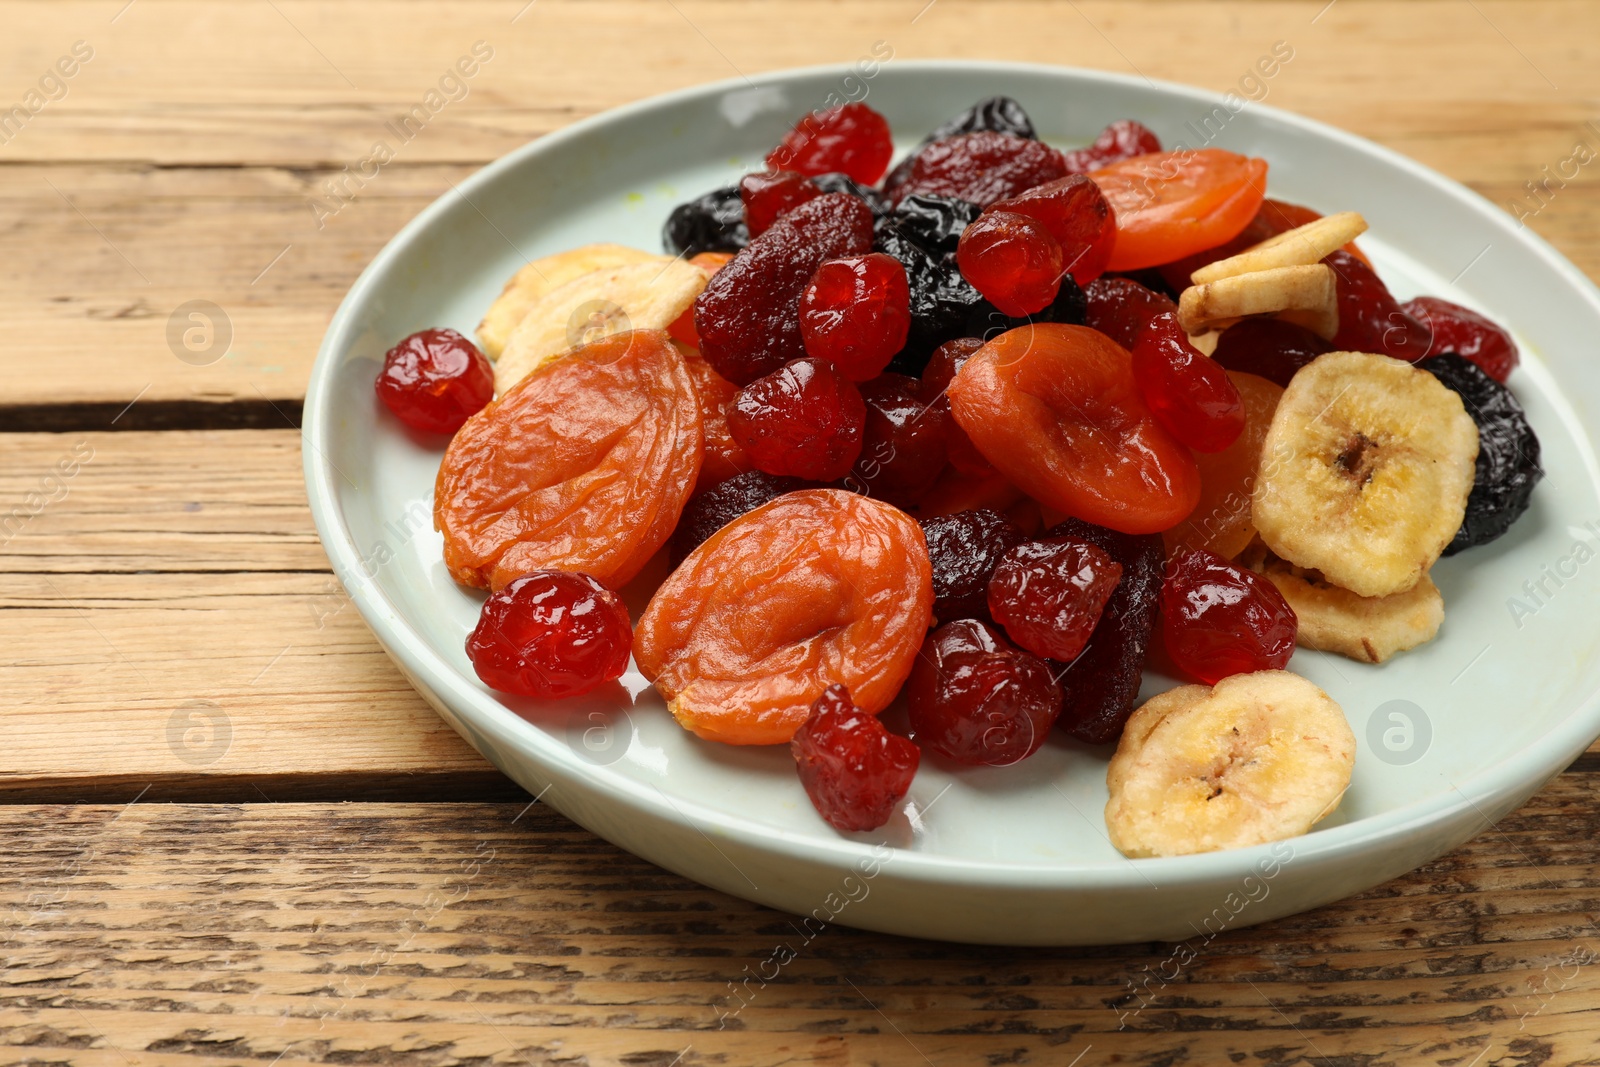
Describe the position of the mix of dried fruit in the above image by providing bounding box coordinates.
[370,94,1544,857]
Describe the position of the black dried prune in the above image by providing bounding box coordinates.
[1043,517,1164,745]
[884,96,1039,190]
[1421,353,1543,554]
[663,185,749,257]
[670,470,809,562]
[890,194,982,254]
[918,508,1026,623]
[809,172,891,218]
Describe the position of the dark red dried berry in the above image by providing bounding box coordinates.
[728,357,866,481]
[799,253,911,381]
[1403,295,1519,383]
[375,327,493,435]
[846,373,949,506]
[466,571,632,698]
[987,538,1123,662]
[739,169,823,236]
[792,682,919,832]
[1083,276,1177,351]
[906,620,1062,766]
[1045,517,1164,745]
[989,175,1117,285]
[1326,250,1431,361]
[1210,317,1333,388]
[670,470,808,563]
[1160,548,1297,684]
[695,193,876,385]
[956,210,1063,316]
[917,338,991,475]
[1061,119,1162,174]
[887,131,1068,208]
[1131,312,1247,452]
[918,508,1025,622]
[767,102,894,186]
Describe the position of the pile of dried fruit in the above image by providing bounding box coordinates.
[374,96,1542,856]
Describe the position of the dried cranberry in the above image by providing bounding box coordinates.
[670,470,808,562]
[792,683,919,832]
[887,131,1068,208]
[663,185,749,257]
[728,357,865,481]
[1403,296,1519,383]
[907,620,1062,766]
[1060,119,1162,174]
[917,338,991,475]
[695,193,875,385]
[1160,549,1297,684]
[956,211,1063,316]
[1045,518,1164,744]
[1210,318,1333,388]
[1326,250,1431,361]
[1131,312,1246,452]
[987,538,1123,662]
[739,169,823,236]
[847,374,948,506]
[1083,276,1177,350]
[466,571,632,698]
[918,508,1025,622]
[989,175,1116,285]
[374,327,494,435]
[799,253,911,381]
[767,102,894,185]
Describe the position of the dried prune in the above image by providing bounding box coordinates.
[1420,353,1543,554]
[906,619,1061,766]
[847,373,948,506]
[1044,516,1165,745]
[793,683,919,831]
[810,171,892,217]
[987,538,1123,662]
[729,357,866,481]
[670,469,807,563]
[634,489,933,745]
[887,131,1068,208]
[1210,317,1332,388]
[436,330,701,591]
[694,193,875,384]
[663,185,749,257]
[918,507,1025,622]
[466,571,632,698]
[882,96,1038,191]
[1160,548,1297,684]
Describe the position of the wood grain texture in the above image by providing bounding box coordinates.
[5,790,1600,1065]
[0,0,1595,408]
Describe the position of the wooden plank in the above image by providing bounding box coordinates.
[4,789,1600,1063]
[0,1,1597,409]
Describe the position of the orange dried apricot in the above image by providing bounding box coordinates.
[1162,371,1283,559]
[634,489,933,745]
[683,351,753,494]
[435,329,702,591]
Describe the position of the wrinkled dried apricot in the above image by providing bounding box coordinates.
[634,489,933,745]
[436,330,702,590]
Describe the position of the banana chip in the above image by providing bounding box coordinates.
[1178,263,1339,340]
[477,244,664,359]
[1190,212,1368,286]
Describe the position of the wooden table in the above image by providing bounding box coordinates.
[5,1,1599,1061]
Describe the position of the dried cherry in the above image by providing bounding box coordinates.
[1326,250,1431,361]
[918,337,992,475]
[695,193,875,385]
[1083,276,1177,350]
[466,571,632,698]
[887,131,1068,208]
[436,330,701,590]
[768,102,894,185]
[635,489,933,745]
[1404,296,1520,383]
[375,328,494,435]
[918,507,1026,622]
[740,169,823,236]
[683,351,752,493]
[1061,119,1162,174]
[988,175,1117,285]
[799,253,911,381]
[881,96,1039,192]
[906,620,1062,766]
[1160,548,1297,684]
[792,683,919,831]
[728,357,866,481]
[671,470,807,562]
[1210,317,1332,388]
[1131,312,1246,453]
[848,373,948,506]
[987,538,1123,662]
[956,210,1064,316]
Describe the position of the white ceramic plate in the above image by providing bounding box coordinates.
[304,61,1600,946]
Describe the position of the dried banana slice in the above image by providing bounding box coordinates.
[1178,264,1339,339]
[1105,671,1356,858]
[1248,550,1444,663]
[1190,212,1368,286]
[477,244,665,359]
[494,259,708,394]
[1252,351,1478,598]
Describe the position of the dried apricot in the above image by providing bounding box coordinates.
[435,330,702,590]
[1163,371,1283,559]
[634,489,933,745]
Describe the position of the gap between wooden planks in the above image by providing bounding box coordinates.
[3,791,1600,1065]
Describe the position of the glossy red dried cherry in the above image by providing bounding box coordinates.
[375,327,493,435]
[740,169,823,236]
[1061,119,1162,174]
[917,338,991,476]
[1131,312,1246,453]
[1402,295,1519,383]
[1210,318,1333,388]
[728,357,865,481]
[887,130,1068,207]
[906,619,1062,766]
[799,254,911,381]
[1160,548,1297,685]
[848,373,948,506]
[988,175,1116,285]
[792,683,919,832]
[1083,276,1178,351]
[466,571,632,698]
[956,210,1063,317]
[987,538,1123,662]
[1326,250,1431,361]
[767,102,894,185]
